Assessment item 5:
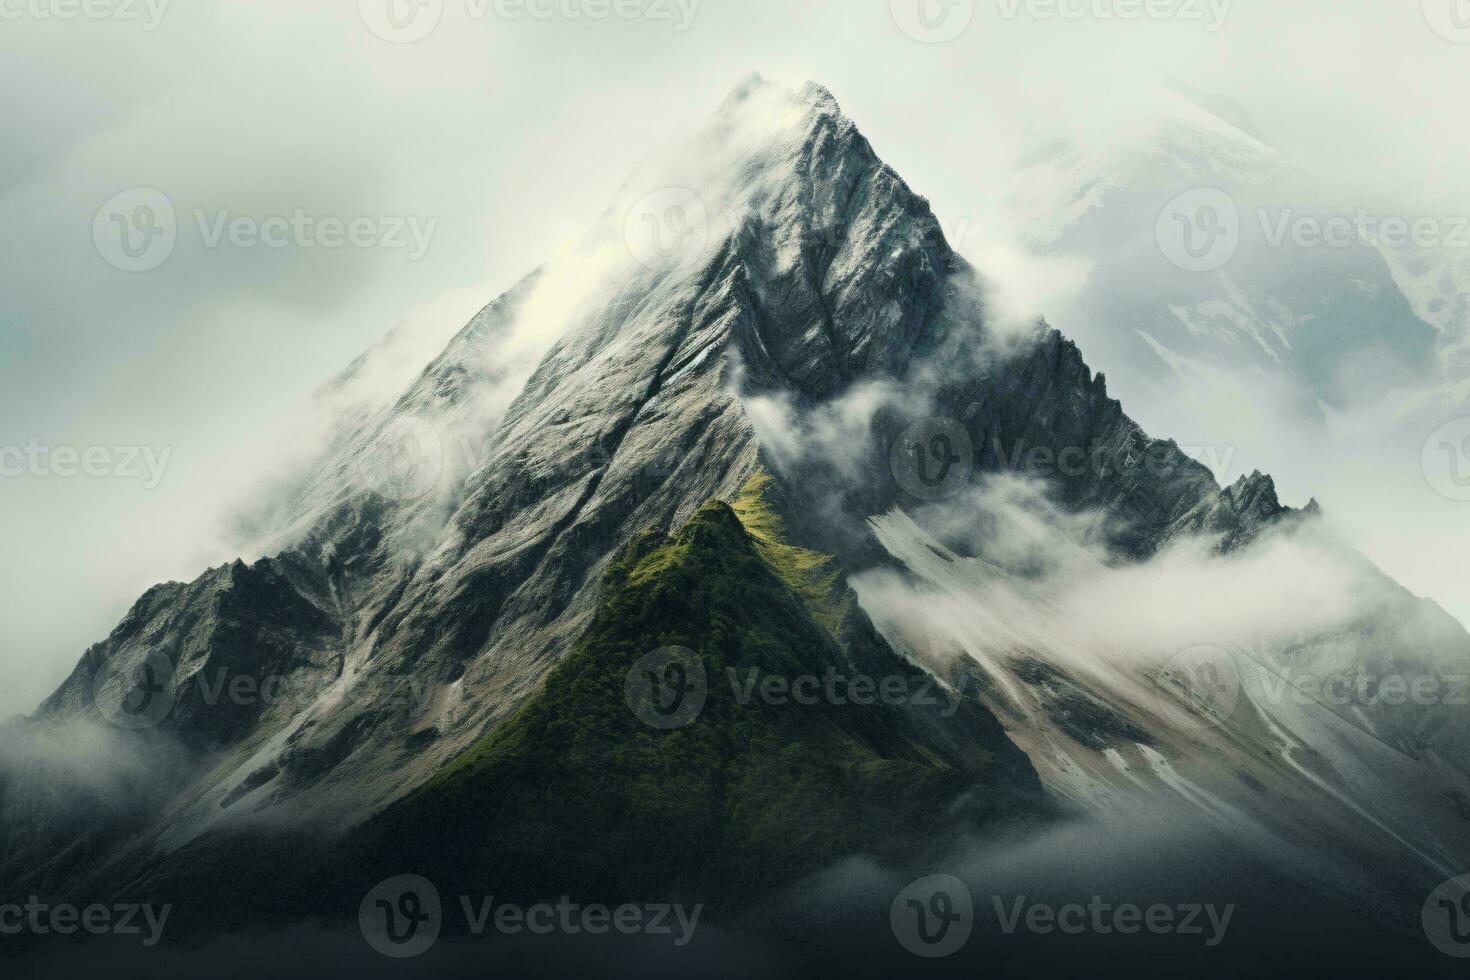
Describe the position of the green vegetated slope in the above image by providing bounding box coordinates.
[347,483,1045,916]
[730,470,851,639]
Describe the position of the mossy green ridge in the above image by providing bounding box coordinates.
[730,470,850,639]
[346,495,1045,916]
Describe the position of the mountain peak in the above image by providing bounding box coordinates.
[716,72,839,116]
[16,77,1309,872]
[797,79,840,112]
[691,75,896,216]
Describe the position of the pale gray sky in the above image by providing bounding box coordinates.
[3,0,1468,716]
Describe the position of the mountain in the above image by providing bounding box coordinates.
[6,75,1470,973]
[1007,81,1446,423]
[342,488,1046,914]
[1001,80,1470,661]
[6,71,1061,903]
[68,484,1050,940]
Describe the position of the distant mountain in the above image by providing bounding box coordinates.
[1007,81,1446,422]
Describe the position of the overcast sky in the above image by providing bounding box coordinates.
[3,0,1468,717]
